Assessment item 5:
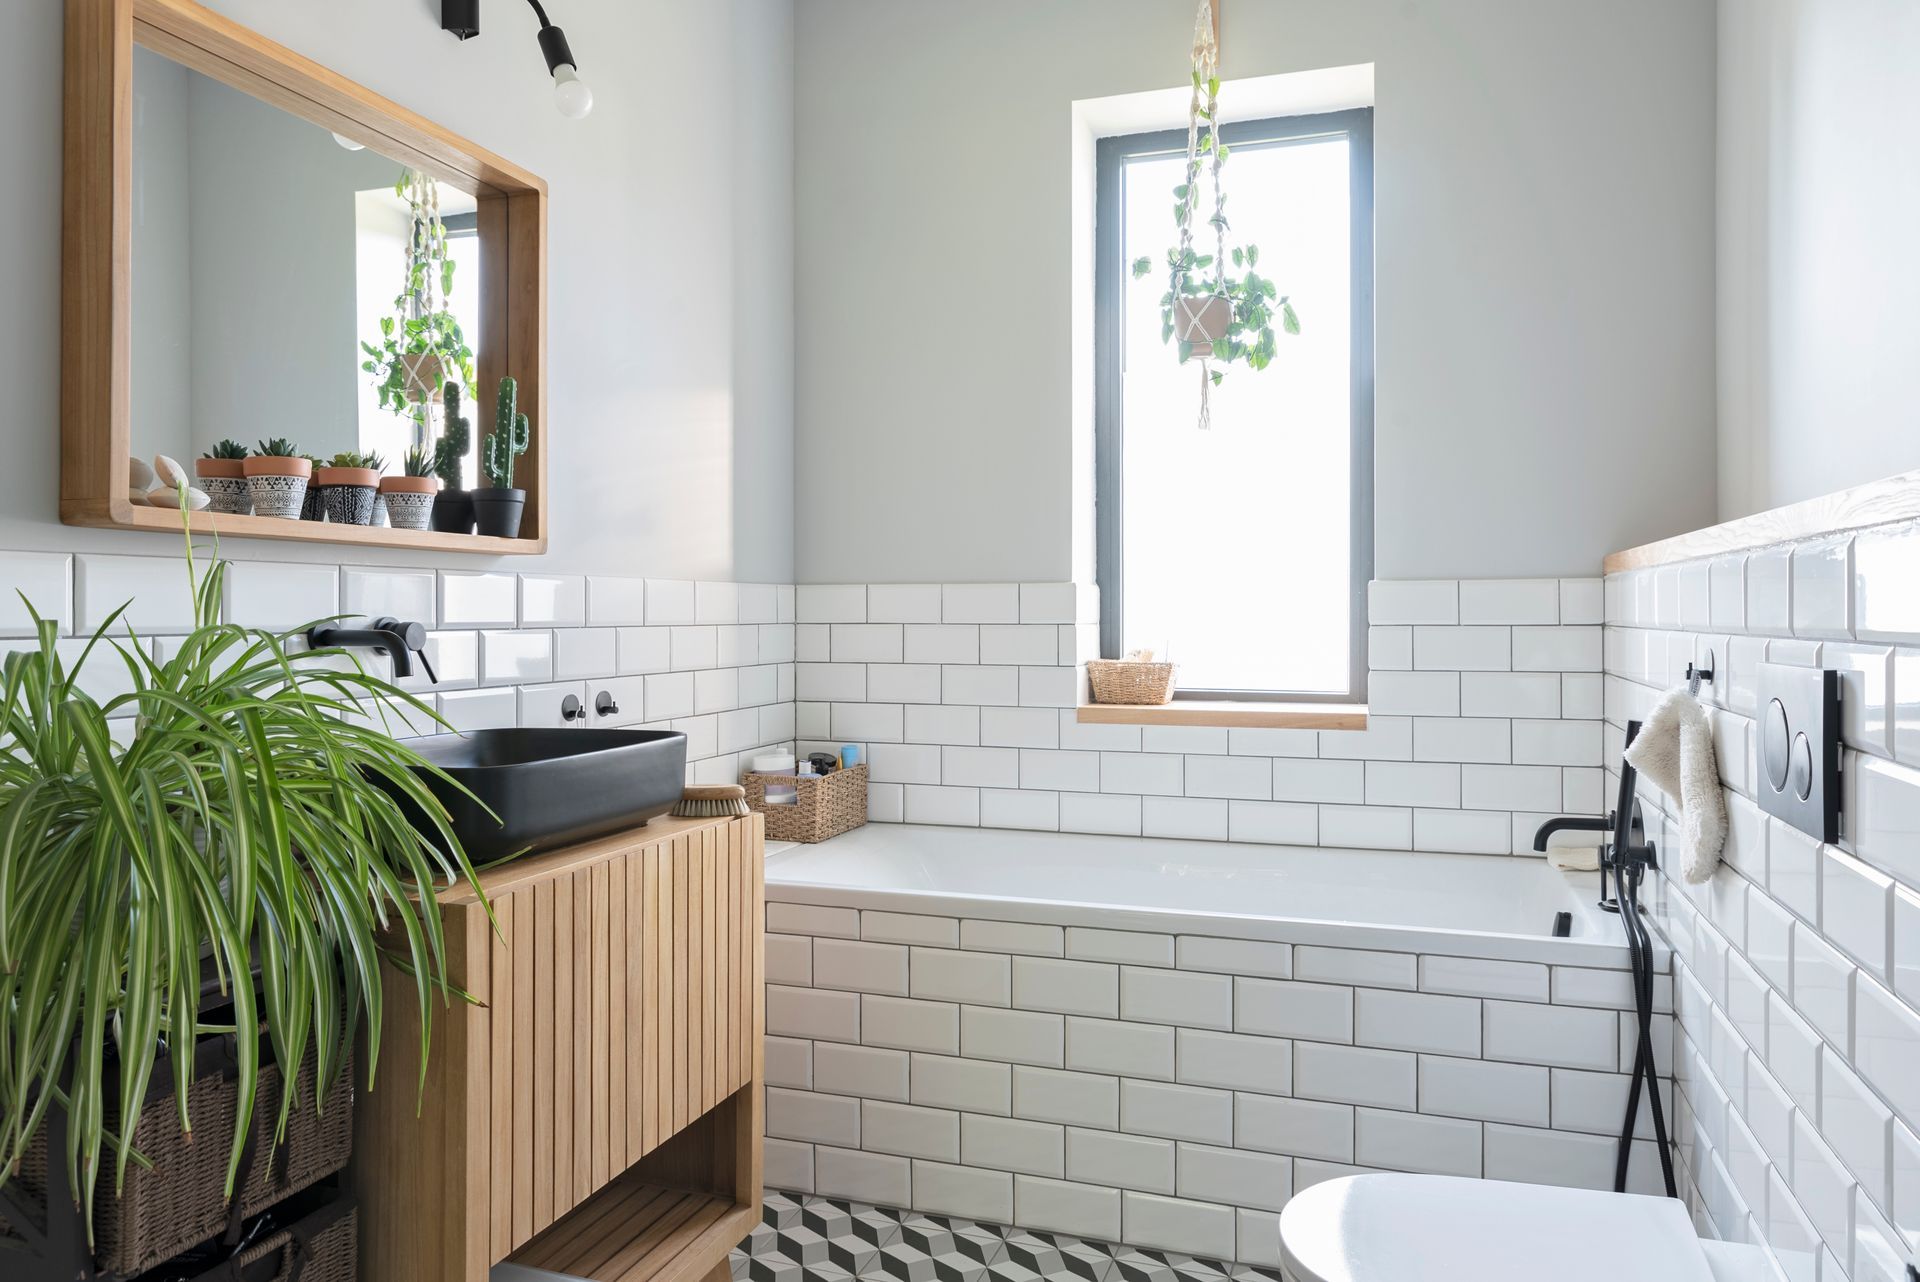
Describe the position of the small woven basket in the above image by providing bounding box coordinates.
[744,764,868,843]
[1087,659,1176,705]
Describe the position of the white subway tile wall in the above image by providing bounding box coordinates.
[798,580,1605,854]
[762,903,1654,1267]
[3,552,796,785]
[1608,518,1920,1282]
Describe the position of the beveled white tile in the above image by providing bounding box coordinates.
[1354,1107,1481,1176]
[75,554,195,634]
[1119,1079,1233,1145]
[648,580,698,626]
[1235,977,1353,1042]
[1122,1190,1236,1259]
[796,584,865,624]
[480,629,553,685]
[912,1053,1011,1115]
[1419,1055,1548,1126]
[1748,549,1793,634]
[518,574,585,627]
[1792,538,1853,638]
[1353,988,1481,1056]
[1064,1015,1174,1080]
[1821,1046,1891,1206]
[436,686,517,733]
[1059,791,1143,836]
[1062,1126,1171,1192]
[438,570,517,628]
[1014,1174,1121,1242]
[1294,1043,1416,1110]
[516,680,585,729]
[341,567,435,629]
[962,1005,1064,1067]
[1413,626,1511,671]
[1855,526,1920,642]
[1141,796,1227,841]
[862,1099,960,1161]
[1512,626,1602,672]
[1823,846,1893,979]
[979,787,1060,831]
[1235,1093,1353,1162]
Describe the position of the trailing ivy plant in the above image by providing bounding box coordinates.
[360,169,476,444]
[1129,57,1300,392]
[0,507,489,1236]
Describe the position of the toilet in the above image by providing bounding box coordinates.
[1277,1174,1755,1282]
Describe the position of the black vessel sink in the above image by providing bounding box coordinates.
[397,728,688,862]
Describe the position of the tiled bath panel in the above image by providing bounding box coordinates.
[1,551,797,783]
[760,904,1663,1268]
[1606,517,1920,1282]
[792,579,1606,856]
[728,1191,1283,1282]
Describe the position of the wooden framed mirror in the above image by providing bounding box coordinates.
[62,0,548,553]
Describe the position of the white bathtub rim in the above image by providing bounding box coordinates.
[762,876,1639,968]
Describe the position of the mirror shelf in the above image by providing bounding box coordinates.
[62,0,549,555]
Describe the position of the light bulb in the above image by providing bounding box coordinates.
[553,64,593,119]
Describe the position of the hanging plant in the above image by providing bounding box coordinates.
[360,169,477,450]
[1130,0,1299,427]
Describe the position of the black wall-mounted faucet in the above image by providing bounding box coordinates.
[307,617,438,683]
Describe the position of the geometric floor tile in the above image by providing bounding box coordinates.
[730,1193,1284,1282]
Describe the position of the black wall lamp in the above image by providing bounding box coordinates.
[442,0,593,119]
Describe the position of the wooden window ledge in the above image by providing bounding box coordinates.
[1076,701,1368,730]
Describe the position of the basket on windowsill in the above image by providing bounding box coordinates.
[1087,656,1176,705]
[744,763,869,843]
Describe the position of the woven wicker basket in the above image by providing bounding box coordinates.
[175,1194,357,1282]
[1087,659,1176,705]
[744,764,868,843]
[0,1044,353,1278]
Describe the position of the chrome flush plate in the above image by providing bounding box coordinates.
[1755,662,1841,843]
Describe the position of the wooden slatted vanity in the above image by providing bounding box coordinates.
[355,813,766,1282]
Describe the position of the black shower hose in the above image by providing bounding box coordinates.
[1613,851,1678,1197]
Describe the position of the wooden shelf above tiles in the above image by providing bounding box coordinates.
[1076,701,1368,730]
[64,502,544,554]
[1604,468,1920,575]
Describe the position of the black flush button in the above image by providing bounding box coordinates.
[1763,698,1792,793]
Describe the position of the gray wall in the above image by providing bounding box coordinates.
[792,0,1719,584]
[4,0,794,583]
[1716,0,1920,520]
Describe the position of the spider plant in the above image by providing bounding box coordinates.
[0,511,489,1237]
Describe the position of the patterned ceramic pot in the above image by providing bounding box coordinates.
[194,459,251,515]
[315,468,380,526]
[378,475,440,532]
[241,456,312,520]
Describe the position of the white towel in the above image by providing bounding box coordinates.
[1623,689,1727,884]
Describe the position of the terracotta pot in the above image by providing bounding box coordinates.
[314,467,380,490]
[377,475,441,496]
[241,455,311,520]
[1173,292,1232,352]
[194,457,250,515]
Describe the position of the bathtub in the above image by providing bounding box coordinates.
[766,824,1630,966]
[758,825,1669,1267]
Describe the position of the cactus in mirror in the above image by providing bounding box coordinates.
[483,375,531,490]
[403,446,435,477]
[434,382,470,489]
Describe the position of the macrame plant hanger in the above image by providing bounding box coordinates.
[1178,0,1226,429]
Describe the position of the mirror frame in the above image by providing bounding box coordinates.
[62,0,549,554]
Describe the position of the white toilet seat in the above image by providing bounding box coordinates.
[1277,1174,1716,1282]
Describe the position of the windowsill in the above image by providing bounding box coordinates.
[1075,701,1368,730]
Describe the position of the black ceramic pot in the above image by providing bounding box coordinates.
[430,488,475,534]
[299,485,326,521]
[471,488,526,538]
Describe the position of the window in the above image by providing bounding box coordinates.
[1095,109,1373,703]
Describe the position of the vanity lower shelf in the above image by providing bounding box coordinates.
[510,1175,756,1282]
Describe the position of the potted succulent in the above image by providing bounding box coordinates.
[380,446,441,531]
[315,450,384,526]
[472,376,531,538]
[429,382,475,534]
[242,437,311,518]
[0,519,486,1255]
[1129,9,1299,429]
[194,439,251,515]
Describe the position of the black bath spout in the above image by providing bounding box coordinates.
[1531,814,1612,852]
[308,617,437,682]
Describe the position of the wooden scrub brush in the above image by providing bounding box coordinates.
[673,784,751,818]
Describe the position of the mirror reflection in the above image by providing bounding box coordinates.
[130,44,485,524]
